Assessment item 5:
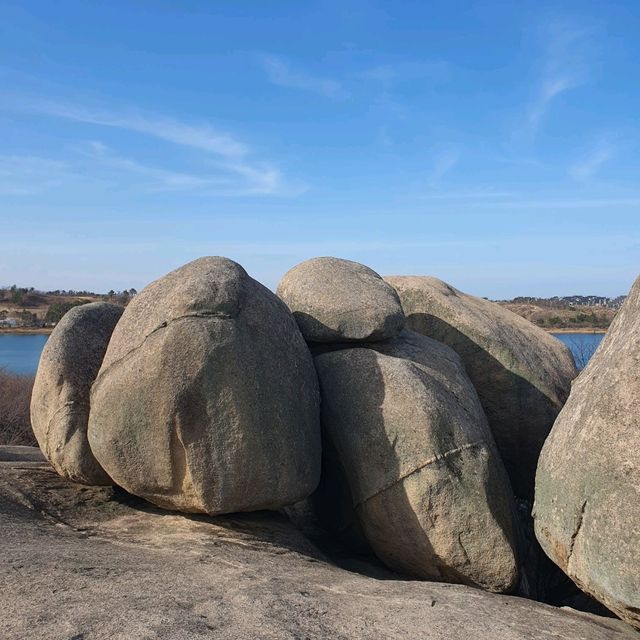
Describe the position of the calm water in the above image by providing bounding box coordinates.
[0,334,49,375]
[0,330,605,375]
[552,332,604,370]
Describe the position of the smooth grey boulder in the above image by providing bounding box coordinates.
[277,257,405,342]
[385,276,577,498]
[30,301,123,485]
[534,275,640,629]
[313,330,520,593]
[1,453,635,640]
[88,257,321,515]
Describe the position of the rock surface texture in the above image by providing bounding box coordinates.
[88,257,321,515]
[0,450,634,640]
[534,276,640,629]
[30,301,123,485]
[278,257,405,342]
[385,276,577,498]
[313,330,520,593]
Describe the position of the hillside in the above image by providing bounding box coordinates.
[1,285,623,332]
[0,286,135,330]
[497,297,621,331]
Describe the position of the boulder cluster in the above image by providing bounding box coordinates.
[29,256,639,628]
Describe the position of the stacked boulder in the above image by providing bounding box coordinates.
[31,302,123,485]
[385,276,577,499]
[33,257,321,515]
[534,276,640,629]
[31,254,639,623]
[278,258,520,592]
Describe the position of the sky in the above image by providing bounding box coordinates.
[1,0,638,298]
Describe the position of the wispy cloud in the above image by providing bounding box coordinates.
[569,138,615,181]
[8,96,300,196]
[78,141,305,197]
[80,141,232,191]
[450,197,640,209]
[418,189,513,200]
[427,149,459,186]
[525,22,592,133]
[362,60,450,92]
[0,155,74,195]
[260,54,348,99]
[29,100,248,157]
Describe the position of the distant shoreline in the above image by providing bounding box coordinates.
[547,328,607,334]
[0,326,607,337]
[0,327,53,335]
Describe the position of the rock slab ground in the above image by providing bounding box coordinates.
[0,448,635,640]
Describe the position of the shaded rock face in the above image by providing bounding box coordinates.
[534,275,640,630]
[1,453,634,640]
[313,330,520,593]
[88,257,321,515]
[385,276,577,499]
[30,301,123,485]
[277,257,405,342]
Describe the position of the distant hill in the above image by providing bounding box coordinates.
[0,285,136,329]
[496,295,625,331]
[1,284,624,332]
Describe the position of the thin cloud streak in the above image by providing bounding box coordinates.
[418,190,513,200]
[0,155,75,195]
[362,60,450,91]
[447,197,640,209]
[77,141,306,197]
[427,149,459,186]
[29,99,248,158]
[261,54,348,99]
[569,140,615,181]
[8,95,300,196]
[81,141,234,191]
[524,22,592,134]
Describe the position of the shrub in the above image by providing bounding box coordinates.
[45,300,88,324]
[0,367,37,446]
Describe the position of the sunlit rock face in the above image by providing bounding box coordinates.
[534,275,640,629]
[88,256,321,515]
[386,275,577,499]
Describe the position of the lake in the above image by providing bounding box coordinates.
[552,332,604,370]
[0,330,605,375]
[0,334,49,375]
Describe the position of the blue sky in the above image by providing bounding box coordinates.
[1,0,638,298]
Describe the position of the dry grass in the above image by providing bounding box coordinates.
[0,367,37,446]
[500,302,615,330]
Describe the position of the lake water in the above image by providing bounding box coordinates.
[0,334,49,375]
[0,330,605,375]
[551,332,604,370]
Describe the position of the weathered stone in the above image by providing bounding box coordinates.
[88,257,321,515]
[278,257,405,342]
[30,301,123,485]
[0,453,634,640]
[385,276,577,498]
[534,276,640,629]
[313,330,520,593]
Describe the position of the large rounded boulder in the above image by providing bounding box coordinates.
[278,257,405,342]
[88,257,321,515]
[30,301,123,485]
[534,276,640,629]
[313,330,520,593]
[385,276,577,498]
